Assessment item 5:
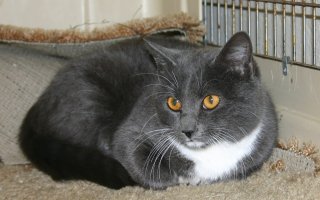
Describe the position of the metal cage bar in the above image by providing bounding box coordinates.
[282,1,288,75]
[232,0,236,35]
[302,0,306,64]
[224,0,228,43]
[217,0,221,45]
[264,2,268,56]
[203,0,207,44]
[202,0,320,71]
[210,0,214,43]
[292,0,296,62]
[313,0,317,65]
[273,3,277,57]
[240,0,243,31]
[282,1,286,59]
[256,1,259,54]
[248,0,251,36]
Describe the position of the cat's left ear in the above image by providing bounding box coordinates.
[214,32,256,78]
[144,39,178,68]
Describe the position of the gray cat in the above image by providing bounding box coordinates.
[19,32,278,189]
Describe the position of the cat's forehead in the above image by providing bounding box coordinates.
[176,48,219,70]
[174,68,204,98]
[160,48,223,97]
[172,49,217,79]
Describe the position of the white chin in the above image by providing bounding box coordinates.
[185,141,205,148]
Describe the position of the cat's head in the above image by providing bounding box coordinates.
[144,32,263,149]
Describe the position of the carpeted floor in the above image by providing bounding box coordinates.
[1,148,319,200]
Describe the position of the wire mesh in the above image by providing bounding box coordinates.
[202,0,320,70]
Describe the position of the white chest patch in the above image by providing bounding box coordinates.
[174,123,263,182]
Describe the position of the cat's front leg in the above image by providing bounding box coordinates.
[129,143,194,189]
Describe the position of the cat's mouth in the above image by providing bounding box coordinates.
[185,140,206,149]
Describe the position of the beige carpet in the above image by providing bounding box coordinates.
[1,148,319,200]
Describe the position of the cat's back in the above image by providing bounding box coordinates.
[60,36,199,86]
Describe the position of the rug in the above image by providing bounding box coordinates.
[1,141,319,200]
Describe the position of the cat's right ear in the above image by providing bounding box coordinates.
[143,39,178,68]
[213,32,257,79]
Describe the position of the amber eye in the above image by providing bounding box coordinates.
[202,95,220,110]
[167,97,182,111]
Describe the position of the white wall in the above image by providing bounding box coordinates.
[257,57,320,147]
[0,0,200,30]
[143,0,201,19]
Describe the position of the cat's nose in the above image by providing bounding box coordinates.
[180,113,197,139]
[182,130,194,139]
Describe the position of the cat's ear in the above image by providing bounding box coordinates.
[214,32,255,78]
[144,39,178,68]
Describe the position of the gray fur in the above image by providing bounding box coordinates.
[19,32,278,189]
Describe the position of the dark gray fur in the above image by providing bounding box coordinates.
[19,32,278,189]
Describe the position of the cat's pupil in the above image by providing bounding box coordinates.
[172,99,177,106]
[171,98,178,106]
[209,96,214,104]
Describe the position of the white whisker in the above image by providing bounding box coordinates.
[171,70,179,88]
[144,135,170,183]
[132,130,168,152]
[140,113,157,134]
[157,136,175,181]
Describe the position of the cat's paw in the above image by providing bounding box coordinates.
[178,176,201,186]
